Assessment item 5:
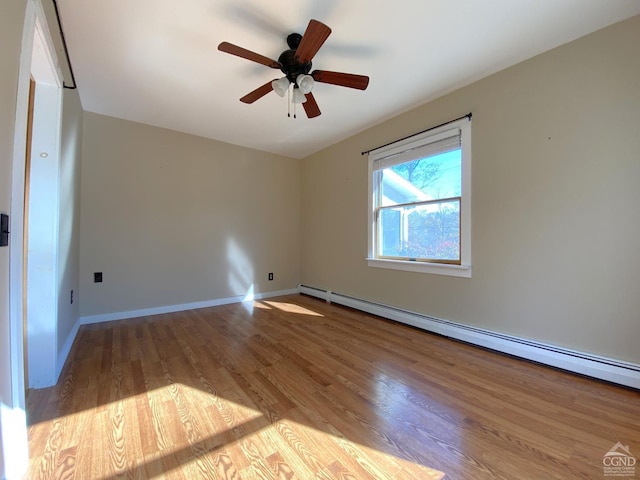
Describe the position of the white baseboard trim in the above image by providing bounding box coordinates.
[80,288,299,325]
[56,315,81,383]
[298,284,640,389]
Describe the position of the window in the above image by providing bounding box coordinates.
[367,116,471,277]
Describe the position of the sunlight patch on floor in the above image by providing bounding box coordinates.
[141,385,446,480]
[251,300,273,310]
[264,301,324,316]
[26,381,445,479]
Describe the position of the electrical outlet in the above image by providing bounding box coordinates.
[94,272,103,283]
[268,272,274,281]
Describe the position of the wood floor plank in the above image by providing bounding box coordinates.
[25,294,639,479]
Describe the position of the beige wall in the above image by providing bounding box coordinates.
[301,16,640,364]
[80,113,301,316]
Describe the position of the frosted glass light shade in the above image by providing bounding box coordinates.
[292,88,307,104]
[296,74,314,94]
[272,77,290,97]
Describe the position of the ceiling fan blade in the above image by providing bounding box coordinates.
[218,42,282,69]
[240,81,275,104]
[311,70,370,90]
[303,93,321,118]
[295,19,332,64]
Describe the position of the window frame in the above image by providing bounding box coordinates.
[367,117,472,277]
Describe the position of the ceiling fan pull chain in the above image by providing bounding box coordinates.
[287,84,291,117]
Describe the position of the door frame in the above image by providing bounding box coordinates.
[4,0,63,476]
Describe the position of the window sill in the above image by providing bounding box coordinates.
[366,258,472,278]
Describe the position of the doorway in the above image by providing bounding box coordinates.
[4,0,63,475]
[23,42,63,388]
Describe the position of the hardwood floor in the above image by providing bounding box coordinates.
[26,294,639,479]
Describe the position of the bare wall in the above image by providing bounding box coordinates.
[300,16,640,364]
[79,113,301,316]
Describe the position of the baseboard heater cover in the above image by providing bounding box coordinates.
[298,284,640,389]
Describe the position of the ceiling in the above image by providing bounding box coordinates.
[55,0,640,159]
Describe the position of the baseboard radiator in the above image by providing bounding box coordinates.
[298,284,640,389]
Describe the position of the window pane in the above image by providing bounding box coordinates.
[379,199,460,261]
[380,150,461,206]
[380,208,401,255]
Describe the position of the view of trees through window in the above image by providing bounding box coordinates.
[379,149,461,262]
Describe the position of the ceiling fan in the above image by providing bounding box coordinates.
[218,19,370,118]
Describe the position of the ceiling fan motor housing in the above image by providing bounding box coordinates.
[279,33,312,84]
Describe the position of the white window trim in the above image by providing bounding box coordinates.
[367,117,472,277]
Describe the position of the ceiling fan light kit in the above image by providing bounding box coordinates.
[292,88,307,104]
[272,77,290,97]
[218,19,370,119]
[296,74,314,94]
